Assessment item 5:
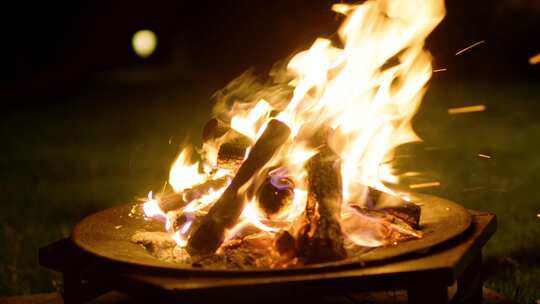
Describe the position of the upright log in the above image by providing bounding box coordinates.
[187,119,291,256]
[298,146,347,263]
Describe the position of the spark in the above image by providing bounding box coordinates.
[462,187,486,192]
[478,154,491,159]
[455,40,485,56]
[448,105,486,114]
[529,53,540,65]
[433,68,447,73]
[409,181,440,189]
[537,213,540,219]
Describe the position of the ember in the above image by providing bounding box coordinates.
[136,0,446,268]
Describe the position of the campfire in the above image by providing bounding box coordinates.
[134,0,445,269]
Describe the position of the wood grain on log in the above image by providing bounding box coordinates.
[298,146,347,263]
[187,119,291,256]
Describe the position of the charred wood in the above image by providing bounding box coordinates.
[380,203,421,229]
[365,187,421,229]
[217,141,250,170]
[187,119,291,256]
[157,176,229,212]
[256,173,294,219]
[202,118,229,142]
[298,146,347,264]
[350,205,422,239]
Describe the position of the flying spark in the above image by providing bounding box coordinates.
[455,40,485,56]
[433,68,447,73]
[409,181,440,189]
[448,105,486,114]
[529,52,540,65]
[478,154,491,159]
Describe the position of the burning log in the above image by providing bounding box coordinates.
[187,119,291,256]
[202,118,230,142]
[256,169,294,219]
[298,146,347,263]
[274,230,297,259]
[157,176,229,212]
[365,187,421,229]
[349,206,422,240]
[202,118,253,170]
[380,203,421,229]
[217,140,250,170]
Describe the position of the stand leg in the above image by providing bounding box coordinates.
[454,253,483,304]
[408,282,448,304]
[62,271,111,304]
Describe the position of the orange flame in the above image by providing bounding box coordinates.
[143,0,445,249]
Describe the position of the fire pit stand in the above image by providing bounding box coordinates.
[39,210,495,304]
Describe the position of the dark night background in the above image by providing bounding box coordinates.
[1,0,539,302]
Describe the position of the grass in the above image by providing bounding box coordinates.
[1,75,539,303]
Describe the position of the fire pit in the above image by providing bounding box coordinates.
[39,208,495,304]
[39,0,498,302]
[72,192,471,271]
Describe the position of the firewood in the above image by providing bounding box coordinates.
[203,118,253,170]
[187,119,291,256]
[202,118,229,142]
[298,146,347,263]
[274,230,297,258]
[380,203,421,229]
[157,193,185,213]
[349,205,422,239]
[202,118,253,145]
[365,187,421,229]
[256,172,294,219]
[217,141,250,170]
[157,176,229,212]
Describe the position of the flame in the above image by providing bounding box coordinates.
[275,0,444,206]
[183,186,228,213]
[231,99,272,141]
[142,191,167,222]
[242,201,280,233]
[169,147,206,193]
[142,0,445,250]
[172,230,188,247]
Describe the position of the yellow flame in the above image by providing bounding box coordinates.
[169,147,206,193]
[142,191,167,222]
[277,0,444,205]
[144,0,446,249]
[183,186,228,213]
[242,201,280,233]
[231,99,272,141]
[172,230,188,247]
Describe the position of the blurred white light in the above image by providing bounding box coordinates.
[132,29,157,58]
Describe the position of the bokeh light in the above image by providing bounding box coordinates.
[132,29,157,58]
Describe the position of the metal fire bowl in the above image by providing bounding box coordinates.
[72,193,471,274]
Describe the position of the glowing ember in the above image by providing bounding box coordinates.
[409,181,441,189]
[529,52,540,65]
[448,105,486,114]
[455,40,485,56]
[140,0,446,264]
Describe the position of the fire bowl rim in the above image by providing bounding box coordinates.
[72,192,471,274]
